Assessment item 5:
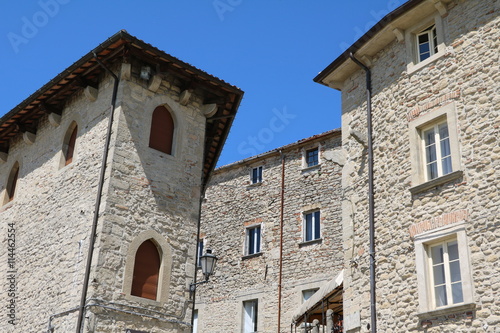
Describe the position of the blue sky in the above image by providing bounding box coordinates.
[0,0,406,166]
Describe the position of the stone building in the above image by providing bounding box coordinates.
[0,30,243,332]
[315,0,499,332]
[195,129,345,332]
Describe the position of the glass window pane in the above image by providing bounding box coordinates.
[452,282,464,304]
[431,245,444,264]
[427,162,438,179]
[440,138,451,157]
[449,261,462,283]
[248,229,255,254]
[426,144,437,163]
[442,156,452,175]
[314,211,321,240]
[419,33,429,44]
[305,214,312,241]
[433,263,446,285]
[438,123,449,138]
[435,285,448,307]
[448,241,459,260]
[419,43,430,54]
[424,129,436,145]
[256,227,261,253]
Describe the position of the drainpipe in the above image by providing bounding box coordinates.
[349,53,376,333]
[75,53,119,333]
[277,150,285,333]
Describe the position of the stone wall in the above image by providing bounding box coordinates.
[196,130,344,332]
[339,0,499,332]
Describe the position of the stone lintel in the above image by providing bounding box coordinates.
[84,86,98,102]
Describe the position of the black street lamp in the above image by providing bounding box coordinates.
[190,249,218,293]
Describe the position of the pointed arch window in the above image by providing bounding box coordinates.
[131,239,161,300]
[149,106,174,155]
[64,124,78,166]
[5,163,20,204]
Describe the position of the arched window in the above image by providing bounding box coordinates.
[149,106,174,155]
[131,239,161,300]
[63,122,78,166]
[5,163,19,203]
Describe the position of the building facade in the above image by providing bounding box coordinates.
[315,0,498,332]
[0,31,242,333]
[195,130,345,332]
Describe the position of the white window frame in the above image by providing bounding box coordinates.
[250,166,263,184]
[245,225,261,256]
[416,25,438,63]
[408,102,462,194]
[405,13,446,74]
[303,210,321,242]
[242,299,258,333]
[414,222,474,316]
[420,121,452,181]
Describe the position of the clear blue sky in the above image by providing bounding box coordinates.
[0,0,406,166]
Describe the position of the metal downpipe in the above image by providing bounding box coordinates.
[349,53,377,332]
[75,53,119,333]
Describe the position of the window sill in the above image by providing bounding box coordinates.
[242,252,263,260]
[417,302,476,320]
[409,170,463,195]
[247,182,263,188]
[301,164,321,173]
[407,50,446,75]
[299,238,322,247]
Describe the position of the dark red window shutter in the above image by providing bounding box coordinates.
[65,125,77,165]
[131,240,161,300]
[7,166,19,202]
[149,106,174,154]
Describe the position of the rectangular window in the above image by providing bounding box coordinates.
[422,121,452,180]
[243,300,258,333]
[193,310,198,333]
[246,226,261,255]
[429,239,464,308]
[417,25,438,62]
[304,211,321,242]
[251,166,263,184]
[197,240,204,267]
[306,148,319,167]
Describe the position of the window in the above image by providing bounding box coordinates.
[131,239,161,300]
[197,239,204,267]
[306,148,319,167]
[414,223,474,316]
[149,105,174,155]
[4,163,20,204]
[408,102,462,194]
[63,123,78,166]
[245,226,261,255]
[428,239,463,308]
[422,121,452,180]
[416,25,437,63]
[243,300,258,333]
[304,210,321,242]
[251,166,262,184]
[302,288,319,303]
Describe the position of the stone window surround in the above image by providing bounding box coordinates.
[242,298,259,333]
[301,144,322,170]
[144,95,186,160]
[243,223,262,258]
[231,291,265,333]
[1,160,21,207]
[414,221,475,317]
[408,102,462,194]
[302,208,322,243]
[123,230,173,306]
[249,165,263,185]
[405,12,446,74]
[59,121,79,169]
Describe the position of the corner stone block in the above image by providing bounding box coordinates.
[202,103,218,118]
[84,86,98,102]
[148,74,162,92]
[48,113,62,127]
